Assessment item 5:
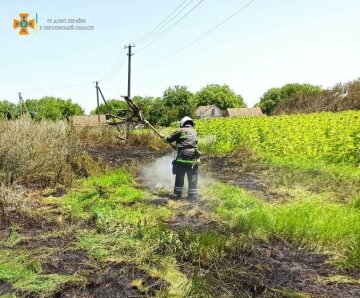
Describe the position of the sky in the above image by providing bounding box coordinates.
[1,0,359,113]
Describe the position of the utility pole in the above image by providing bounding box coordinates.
[124,44,135,138]
[18,92,23,117]
[124,44,135,99]
[95,81,100,125]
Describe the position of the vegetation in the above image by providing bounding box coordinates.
[0,119,100,227]
[2,78,360,297]
[273,79,360,115]
[0,97,83,121]
[91,98,128,116]
[0,119,98,187]
[209,183,360,268]
[0,101,18,120]
[0,170,254,297]
[25,97,84,121]
[163,85,195,122]
[197,111,360,168]
[90,84,243,126]
[195,84,245,110]
[258,83,322,115]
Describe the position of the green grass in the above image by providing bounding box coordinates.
[50,170,252,296]
[0,250,81,296]
[53,170,192,296]
[209,183,360,268]
[51,170,172,234]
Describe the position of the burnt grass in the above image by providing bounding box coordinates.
[55,262,167,298]
[0,204,168,298]
[0,281,13,295]
[88,144,360,297]
[1,144,359,297]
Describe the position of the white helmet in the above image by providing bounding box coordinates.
[179,116,194,127]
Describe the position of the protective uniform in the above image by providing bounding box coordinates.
[165,116,200,200]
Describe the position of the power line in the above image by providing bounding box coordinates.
[98,46,128,83]
[107,73,127,92]
[99,56,127,83]
[138,0,205,51]
[134,0,190,44]
[135,0,256,71]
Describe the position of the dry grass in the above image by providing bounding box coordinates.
[72,125,121,148]
[0,119,99,188]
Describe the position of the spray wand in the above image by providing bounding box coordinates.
[142,119,177,150]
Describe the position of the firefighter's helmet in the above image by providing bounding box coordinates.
[180,116,194,127]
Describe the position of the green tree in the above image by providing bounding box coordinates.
[259,83,322,115]
[133,96,155,120]
[91,99,128,116]
[0,100,18,120]
[163,86,195,123]
[257,88,281,115]
[148,98,176,126]
[25,97,84,121]
[195,84,245,110]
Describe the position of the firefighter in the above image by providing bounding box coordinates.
[164,116,200,200]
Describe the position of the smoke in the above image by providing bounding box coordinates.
[140,154,175,191]
[140,153,215,194]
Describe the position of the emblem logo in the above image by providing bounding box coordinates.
[13,13,35,35]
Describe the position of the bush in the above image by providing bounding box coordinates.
[73,126,121,148]
[0,119,98,188]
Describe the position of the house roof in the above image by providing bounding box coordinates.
[226,107,263,117]
[195,105,221,115]
[72,115,107,126]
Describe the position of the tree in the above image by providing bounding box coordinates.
[195,84,245,110]
[133,96,155,121]
[148,98,176,126]
[272,79,360,114]
[257,88,281,115]
[0,101,18,120]
[25,97,84,121]
[163,86,195,123]
[91,99,128,116]
[259,83,322,115]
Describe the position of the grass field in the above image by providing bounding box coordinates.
[1,115,360,297]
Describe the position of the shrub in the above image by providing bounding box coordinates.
[0,119,99,188]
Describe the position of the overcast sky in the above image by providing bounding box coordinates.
[1,0,359,113]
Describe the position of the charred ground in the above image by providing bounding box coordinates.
[1,144,359,297]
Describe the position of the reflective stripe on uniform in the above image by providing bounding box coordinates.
[188,189,198,194]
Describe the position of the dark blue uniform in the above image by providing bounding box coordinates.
[165,125,200,200]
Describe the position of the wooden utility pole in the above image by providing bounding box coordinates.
[18,92,23,117]
[95,81,100,125]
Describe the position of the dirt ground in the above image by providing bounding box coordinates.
[1,144,360,297]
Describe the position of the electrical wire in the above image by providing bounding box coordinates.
[98,46,128,83]
[138,0,205,51]
[107,73,127,94]
[134,0,190,44]
[135,0,256,71]
[99,56,127,83]
[136,0,201,46]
